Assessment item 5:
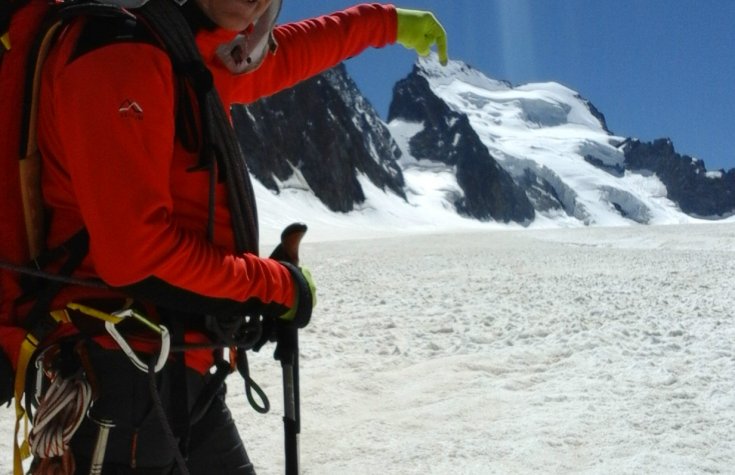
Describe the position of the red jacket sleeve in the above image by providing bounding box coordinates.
[41,35,294,313]
[228,3,397,103]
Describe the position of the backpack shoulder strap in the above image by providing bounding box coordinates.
[19,6,67,261]
[16,1,147,267]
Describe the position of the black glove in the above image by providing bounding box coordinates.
[277,262,316,329]
[267,223,316,329]
[252,263,315,353]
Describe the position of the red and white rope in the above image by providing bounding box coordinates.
[29,372,92,458]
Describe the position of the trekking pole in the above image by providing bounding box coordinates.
[278,327,299,475]
[269,223,307,475]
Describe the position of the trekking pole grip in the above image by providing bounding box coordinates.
[270,222,307,266]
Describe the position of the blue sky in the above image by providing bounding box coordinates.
[280,1,735,172]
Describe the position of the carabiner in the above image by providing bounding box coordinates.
[104,310,170,373]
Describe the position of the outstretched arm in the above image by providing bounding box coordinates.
[229,4,395,102]
[228,4,449,103]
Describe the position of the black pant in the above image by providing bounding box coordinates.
[66,344,256,474]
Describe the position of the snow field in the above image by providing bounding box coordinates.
[231,223,735,474]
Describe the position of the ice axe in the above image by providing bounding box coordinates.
[269,223,307,475]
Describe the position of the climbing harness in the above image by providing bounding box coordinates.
[20,301,173,474]
[35,301,270,474]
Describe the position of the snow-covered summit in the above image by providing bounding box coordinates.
[414,55,512,92]
[388,54,733,228]
[416,55,607,133]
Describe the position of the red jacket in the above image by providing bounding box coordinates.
[1,3,397,372]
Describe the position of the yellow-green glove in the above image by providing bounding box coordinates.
[395,8,448,65]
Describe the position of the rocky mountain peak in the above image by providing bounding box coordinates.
[232,57,734,228]
[232,64,405,213]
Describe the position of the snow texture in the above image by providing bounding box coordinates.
[2,224,733,474]
[236,223,735,474]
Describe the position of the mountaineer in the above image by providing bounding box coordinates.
[0,0,448,472]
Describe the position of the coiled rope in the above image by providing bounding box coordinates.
[28,369,92,459]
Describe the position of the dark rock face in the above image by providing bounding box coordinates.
[584,155,625,177]
[623,138,735,217]
[388,67,535,223]
[578,95,610,133]
[232,64,405,213]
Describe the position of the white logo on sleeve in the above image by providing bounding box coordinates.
[118,99,144,120]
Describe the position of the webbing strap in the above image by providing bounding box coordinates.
[20,10,63,158]
[22,229,89,340]
[19,10,67,260]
